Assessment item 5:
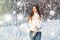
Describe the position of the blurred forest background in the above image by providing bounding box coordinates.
[0,0,60,40]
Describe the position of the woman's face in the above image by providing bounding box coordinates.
[32,6,37,13]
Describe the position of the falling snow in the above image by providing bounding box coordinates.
[0,0,60,40]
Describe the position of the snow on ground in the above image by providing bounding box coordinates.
[0,20,60,40]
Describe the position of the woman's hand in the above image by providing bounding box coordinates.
[30,29,37,37]
[30,27,37,32]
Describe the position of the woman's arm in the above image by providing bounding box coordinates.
[28,16,32,24]
[28,16,36,31]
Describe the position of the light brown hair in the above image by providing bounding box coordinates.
[29,5,41,21]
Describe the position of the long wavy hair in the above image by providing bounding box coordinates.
[29,5,41,20]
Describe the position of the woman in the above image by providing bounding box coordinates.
[28,5,42,40]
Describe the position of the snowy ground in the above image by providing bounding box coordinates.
[0,20,60,40]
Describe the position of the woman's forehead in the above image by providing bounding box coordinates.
[33,6,36,8]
